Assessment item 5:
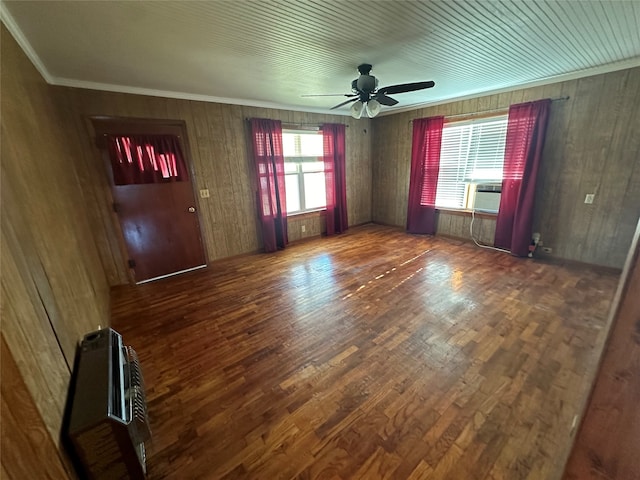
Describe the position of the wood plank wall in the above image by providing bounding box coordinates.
[372,67,640,269]
[436,211,497,246]
[1,336,72,479]
[54,90,373,285]
[1,24,110,462]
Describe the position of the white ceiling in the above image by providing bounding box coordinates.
[3,1,640,116]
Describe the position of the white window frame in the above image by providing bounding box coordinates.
[435,115,508,211]
[282,129,326,215]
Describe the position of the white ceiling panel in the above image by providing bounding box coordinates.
[3,0,639,115]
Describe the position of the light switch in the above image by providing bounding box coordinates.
[200,189,210,198]
[584,193,595,204]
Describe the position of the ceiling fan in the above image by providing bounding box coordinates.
[304,64,435,118]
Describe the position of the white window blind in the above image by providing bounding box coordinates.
[436,116,508,209]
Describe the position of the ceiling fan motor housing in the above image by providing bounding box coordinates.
[356,75,377,94]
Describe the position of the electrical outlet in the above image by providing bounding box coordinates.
[584,193,595,204]
[301,225,306,233]
[200,189,210,198]
[542,247,553,253]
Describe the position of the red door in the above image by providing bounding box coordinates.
[93,120,206,283]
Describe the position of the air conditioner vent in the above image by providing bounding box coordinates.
[476,183,502,193]
[472,184,501,213]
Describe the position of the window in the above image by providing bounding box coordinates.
[282,130,326,214]
[108,134,187,185]
[435,115,508,210]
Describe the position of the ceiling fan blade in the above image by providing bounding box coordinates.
[301,93,357,97]
[330,97,359,110]
[378,81,435,95]
[375,93,399,106]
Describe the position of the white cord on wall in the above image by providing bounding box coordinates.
[469,209,511,253]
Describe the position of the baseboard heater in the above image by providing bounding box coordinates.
[65,328,151,479]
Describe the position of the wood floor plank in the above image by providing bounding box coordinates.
[110,225,619,479]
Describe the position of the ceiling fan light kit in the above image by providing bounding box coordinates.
[350,100,364,119]
[309,63,435,119]
[366,99,381,118]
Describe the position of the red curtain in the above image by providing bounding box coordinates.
[250,118,288,252]
[406,116,444,234]
[107,135,188,185]
[494,99,551,256]
[323,124,348,235]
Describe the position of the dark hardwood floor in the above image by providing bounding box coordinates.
[111,225,619,479]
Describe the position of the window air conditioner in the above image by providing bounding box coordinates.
[472,183,502,213]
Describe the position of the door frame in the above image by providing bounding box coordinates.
[90,116,208,284]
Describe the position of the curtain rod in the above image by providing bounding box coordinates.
[245,119,349,129]
[411,96,570,122]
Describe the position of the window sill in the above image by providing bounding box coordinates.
[436,208,497,220]
[287,209,326,220]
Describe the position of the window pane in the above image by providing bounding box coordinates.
[284,162,298,173]
[282,133,297,157]
[464,119,507,182]
[282,131,323,157]
[301,161,324,173]
[299,134,323,156]
[285,174,300,212]
[303,172,326,210]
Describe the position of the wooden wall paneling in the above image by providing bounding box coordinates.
[219,104,259,256]
[476,92,496,113]
[572,74,621,263]
[1,33,110,351]
[207,101,238,259]
[287,214,326,243]
[372,114,412,227]
[460,97,479,116]
[55,88,130,285]
[456,214,466,240]
[616,96,640,264]
[435,211,450,236]
[204,101,237,259]
[231,107,260,253]
[533,80,578,255]
[473,217,496,246]
[450,213,466,239]
[1,336,72,480]
[345,118,373,226]
[187,99,227,260]
[551,75,605,262]
[1,216,73,442]
[590,70,640,268]
[1,109,107,362]
[2,25,110,450]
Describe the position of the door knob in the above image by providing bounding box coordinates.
[188,207,196,213]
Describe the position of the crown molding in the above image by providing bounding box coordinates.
[51,77,349,116]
